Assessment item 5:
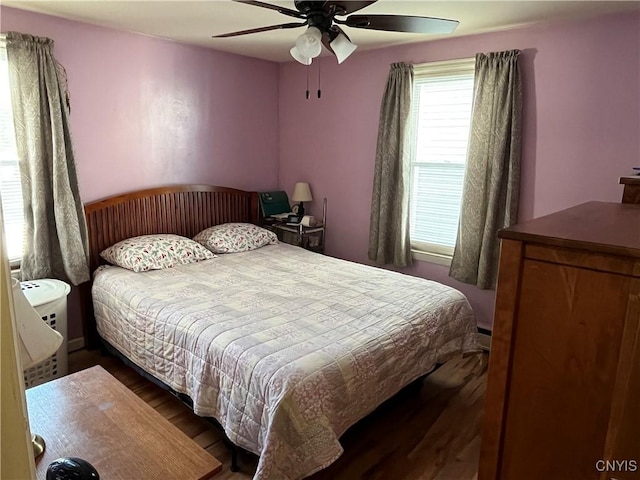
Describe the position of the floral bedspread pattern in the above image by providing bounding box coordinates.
[92,244,479,480]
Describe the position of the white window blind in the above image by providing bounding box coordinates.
[0,42,24,263]
[409,58,475,257]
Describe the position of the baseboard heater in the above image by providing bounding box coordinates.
[477,328,491,351]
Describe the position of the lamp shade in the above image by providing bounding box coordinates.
[331,33,358,64]
[12,279,62,370]
[291,182,313,203]
[290,46,312,65]
[295,27,322,59]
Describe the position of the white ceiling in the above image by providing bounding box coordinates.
[3,1,639,62]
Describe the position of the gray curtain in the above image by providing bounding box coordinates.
[449,50,522,289]
[6,32,89,285]
[368,63,413,267]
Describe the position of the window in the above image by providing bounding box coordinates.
[409,58,475,264]
[0,41,24,264]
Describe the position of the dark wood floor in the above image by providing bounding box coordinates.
[69,349,487,480]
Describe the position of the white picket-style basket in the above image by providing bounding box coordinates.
[21,279,70,388]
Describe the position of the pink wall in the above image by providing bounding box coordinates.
[1,7,280,339]
[1,7,280,203]
[278,12,640,329]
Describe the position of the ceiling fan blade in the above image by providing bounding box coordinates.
[213,22,307,38]
[345,14,459,34]
[234,0,305,19]
[323,1,377,15]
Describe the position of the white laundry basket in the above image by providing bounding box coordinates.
[20,279,71,388]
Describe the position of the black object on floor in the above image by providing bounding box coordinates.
[46,457,99,480]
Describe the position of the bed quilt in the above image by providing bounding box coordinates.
[92,243,479,480]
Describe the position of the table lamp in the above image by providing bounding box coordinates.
[11,278,63,458]
[291,182,313,217]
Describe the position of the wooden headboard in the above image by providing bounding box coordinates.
[81,185,259,346]
[84,185,260,273]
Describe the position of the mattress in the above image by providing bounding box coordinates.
[92,243,479,480]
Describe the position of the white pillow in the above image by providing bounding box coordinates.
[100,234,215,272]
[194,223,278,254]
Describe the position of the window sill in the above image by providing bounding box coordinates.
[411,249,452,267]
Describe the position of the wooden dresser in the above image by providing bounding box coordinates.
[479,201,640,480]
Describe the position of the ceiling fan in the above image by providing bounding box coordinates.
[213,0,459,64]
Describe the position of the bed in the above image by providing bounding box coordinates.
[84,185,479,480]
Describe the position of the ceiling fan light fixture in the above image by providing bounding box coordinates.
[216,1,460,64]
[330,32,358,64]
[290,46,312,65]
[294,26,323,58]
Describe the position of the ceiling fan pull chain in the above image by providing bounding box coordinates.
[306,65,310,99]
[317,60,322,99]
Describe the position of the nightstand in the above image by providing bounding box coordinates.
[263,197,327,254]
[272,222,325,253]
[620,175,640,203]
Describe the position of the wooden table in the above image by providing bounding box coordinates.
[26,366,221,480]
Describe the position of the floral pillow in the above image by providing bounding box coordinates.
[194,223,278,254]
[100,234,215,272]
